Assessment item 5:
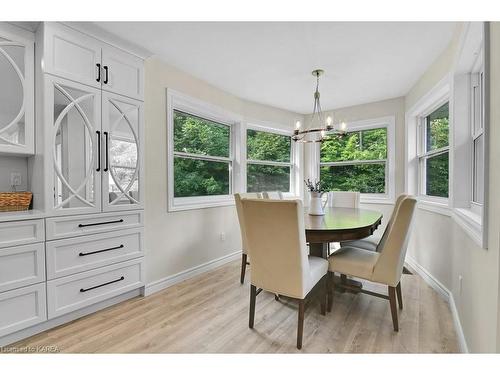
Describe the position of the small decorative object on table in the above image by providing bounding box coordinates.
[0,192,33,212]
[304,179,327,216]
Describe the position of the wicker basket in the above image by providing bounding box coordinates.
[0,192,33,212]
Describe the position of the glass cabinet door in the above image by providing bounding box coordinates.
[0,29,34,154]
[102,92,143,211]
[48,76,101,215]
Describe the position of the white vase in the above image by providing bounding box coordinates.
[308,192,327,216]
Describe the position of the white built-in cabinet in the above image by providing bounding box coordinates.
[43,23,144,216]
[0,22,145,346]
[0,23,34,155]
[43,23,144,100]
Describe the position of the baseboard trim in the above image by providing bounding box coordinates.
[0,289,142,347]
[143,250,242,297]
[405,257,469,353]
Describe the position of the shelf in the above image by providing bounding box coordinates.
[0,209,45,223]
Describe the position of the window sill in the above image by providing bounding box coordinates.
[168,195,235,212]
[453,208,484,247]
[417,197,452,216]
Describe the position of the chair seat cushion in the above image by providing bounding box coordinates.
[307,256,329,294]
[328,246,380,280]
[340,235,381,252]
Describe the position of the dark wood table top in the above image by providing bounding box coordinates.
[304,207,383,243]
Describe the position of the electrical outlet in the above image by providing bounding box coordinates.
[458,275,463,294]
[10,172,22,187]
[220,232,226,242]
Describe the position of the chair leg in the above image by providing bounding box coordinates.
[340,274,347,293]
[327,272,334,312]
[320,275,327,316]
[388,286,399,332]
[396,282,403,310]
[297,299,305,349]
[249,284,256,329]
[240,253,247,284]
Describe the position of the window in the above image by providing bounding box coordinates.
[471,71,484,206]
[246,128,292,193]
[318,117,394,202]
[418,102,450,198]
[173,110,232,198]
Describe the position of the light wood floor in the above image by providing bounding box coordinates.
[11,260,459,353]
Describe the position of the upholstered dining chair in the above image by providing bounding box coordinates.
[326,191,360,256]
[327,196,416,332]
[341,194,408,252]
[327,191,360,208]
[262,191,284,199]
[241,198,329,349]
[234,193,262,284]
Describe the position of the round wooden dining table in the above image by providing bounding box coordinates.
[304,207,383,259]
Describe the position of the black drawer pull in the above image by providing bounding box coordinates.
[103,66,109,84]
[96,130,101,172]
[80,276,124,293]
[78,219,123,228]
[96,63,101,82]
[79,244,124,257]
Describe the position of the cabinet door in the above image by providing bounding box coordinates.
[102,45,143,100]
[45,75,102,216]
[0,24,34,155]
[102,92,144,212]
[43,22,102,89]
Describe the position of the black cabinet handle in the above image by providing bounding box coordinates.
[104,131,109,172]
[96,130,101,172]
[96,63,101,82]
[79,244,124,257]
[78,219,123,228]
[80,276,124,293]
[103,66,109,84]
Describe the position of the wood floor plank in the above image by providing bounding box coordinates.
[8,260,459,353]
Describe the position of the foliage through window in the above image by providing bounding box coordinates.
[173,110,231,198]
[320,127,388,193]
[246,129,292,193]
[419,102,449,198]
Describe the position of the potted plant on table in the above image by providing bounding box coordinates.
[304,179,327,216]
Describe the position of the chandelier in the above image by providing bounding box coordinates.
[292,69,347,143]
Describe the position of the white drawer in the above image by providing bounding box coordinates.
[46,228,144,279]
[0,243,46,293]
[0,283,47,337]
[0,219,44,249]
[45,211,144,240]
[47,258,144,318]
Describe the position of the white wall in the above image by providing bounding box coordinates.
[144,57,303,284]
[404,22,500,353]
[0,156,28,191]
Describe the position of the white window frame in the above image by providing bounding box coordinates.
[405,76,452,216]
[417,99,450,203]
[452,22,489,248]
[167,89,242,212]
[244,123,298,198]
[316,116,396,205]
[470,57,484,213]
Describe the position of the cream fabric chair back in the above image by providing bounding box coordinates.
[327,191,360,208]
[234,193,262,255]
[372,197,416,287]
[262,191,284,199]
[241,199,310,299]
[376,194,408,252]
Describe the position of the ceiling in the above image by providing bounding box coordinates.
[93,22,457,114]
